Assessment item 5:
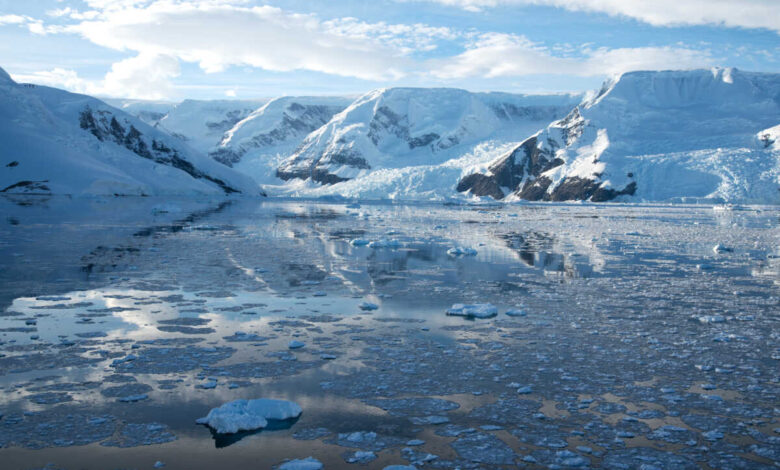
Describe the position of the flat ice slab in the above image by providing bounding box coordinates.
[446,303,498,318]
[277,457,323,470]
[196,399,302,434]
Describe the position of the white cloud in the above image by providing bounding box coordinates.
[12,53,181,100]
[63,1,428,80]
[409,0,780,33]
[9,0,722,98]
[428,33,713,79]
[0,14,28,25]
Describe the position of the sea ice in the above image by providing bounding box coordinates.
[196,399,302,434]
[505,308,527,317]
[446,247,477,256]
[276,457,323,470]
[446,303,498,318]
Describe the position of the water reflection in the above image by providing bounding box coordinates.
[1,197,779,469]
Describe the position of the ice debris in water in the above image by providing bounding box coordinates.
[276,457,323,470]
[447,247,477,256]
[368,239,402,248]
[713,244,733,253]
[359,302,379,311]
[196,399,302,434]
[344,450,377,463]
[505,308,527,317]
[383,467,417,470]
[446,303,497,318]
[697,315,726,324]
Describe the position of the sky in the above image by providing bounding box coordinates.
[0,0,778,100]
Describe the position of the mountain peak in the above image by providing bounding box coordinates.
[586,67,778,109]
[0,66,15,84]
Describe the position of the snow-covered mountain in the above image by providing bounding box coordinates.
[275,88,581,184]
[105,99,175,126]
[0,67,260,196]
[458,68,780,204]
[209,96,351,183]
[156,99,268,151]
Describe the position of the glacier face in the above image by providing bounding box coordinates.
[458,68,780,203]
[275,87,581,185]
[0,68,260,197]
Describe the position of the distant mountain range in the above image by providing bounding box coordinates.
[3,66,779,204]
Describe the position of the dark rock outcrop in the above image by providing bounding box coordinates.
[79,106,239,194]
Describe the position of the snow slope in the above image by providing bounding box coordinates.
[275,88,581,185]
[105,99,176,126]
[210,96,351,184]
[0,67,260,196]
[156,99,268,151]
[459,68,780,204]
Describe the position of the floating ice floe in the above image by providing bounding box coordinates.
[196,398,302,434]
[277,457,323,470]
[359,302,379,311]
[369,239,402,249]
[713,244,733,253]
[350,238,370,246]
[697,315,726,324]
[345,450,377,463]
[505,308,526,317]
[446,247,477,256]
[288,340,305,349]
[446,303,498,319]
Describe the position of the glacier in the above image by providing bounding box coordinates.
[459,68,780,204]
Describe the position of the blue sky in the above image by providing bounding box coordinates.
[1,0,778,99]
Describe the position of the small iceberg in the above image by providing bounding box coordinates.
[277,457,323,470]
[196,398,302,434]
[505,308,527,317]
[446,303,498,319]
[447,247,477,256]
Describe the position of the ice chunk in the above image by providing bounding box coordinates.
[350,238,370,246]
[446,303,497,319]
[196,398,302,434]
[383,466,417,470]
[277,457,323,470]
[697,315,726,324]
[447,247,477,256]
[345,450,377,463]
[359,302,379,311]
[288,340,305,349]
[505,308,526,317]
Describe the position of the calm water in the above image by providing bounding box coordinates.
[0,196,778,469]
